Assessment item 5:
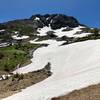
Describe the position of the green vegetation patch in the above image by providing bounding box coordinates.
[0,43,42,72]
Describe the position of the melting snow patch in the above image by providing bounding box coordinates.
[37,26,52,36]
[37,26,93,38]
[34,17,40,21]
[0,29,5,32]
[12,35,29,40]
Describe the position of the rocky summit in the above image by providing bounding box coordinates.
[30,14,80,29]
[1,14,80,30]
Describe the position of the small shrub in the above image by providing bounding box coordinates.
[0,52,4,59]
[18,74,24,80]
[13,73,19,78]
[4,64,10,72]
[45,62,51,71]
[12,73,24,81]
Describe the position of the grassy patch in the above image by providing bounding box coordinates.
[0,43,42,72]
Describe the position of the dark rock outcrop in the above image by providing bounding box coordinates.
[30,14,80,29]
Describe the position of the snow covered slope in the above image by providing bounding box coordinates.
[3,39,100,100]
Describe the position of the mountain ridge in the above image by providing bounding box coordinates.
[0,14,83,30]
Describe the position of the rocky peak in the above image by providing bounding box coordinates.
[30,14,80,29]
[0,14,81,33]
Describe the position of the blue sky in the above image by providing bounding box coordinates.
[0,0,100,28]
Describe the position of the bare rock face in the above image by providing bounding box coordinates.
[50,14,79,29]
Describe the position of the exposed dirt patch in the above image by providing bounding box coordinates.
[52,84,100,100]
[0,71,8,75]
[0,63,52,99]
